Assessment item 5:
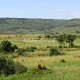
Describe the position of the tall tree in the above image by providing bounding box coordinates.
[66,34,76,47]
[57,35,65,47]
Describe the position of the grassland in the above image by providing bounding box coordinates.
[0,34,80,80]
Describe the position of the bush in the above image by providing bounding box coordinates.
[0,40,18,53]
[0,56,27,76]
[0,56,15,76]
[12,45,18,50]
[17,48,26,55]
[49,48,61,56]
[26,47,37,52]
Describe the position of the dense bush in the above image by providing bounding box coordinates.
[17,48,26,55]
[0,40,18,53]
[0,56,15,76]
[17,47,37,55]
[49,48,61,56]
[0,56,27,76]
[12,45,18,51]
[26,47,37,52]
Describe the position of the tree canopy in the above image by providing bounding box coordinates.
[0,40,18,53]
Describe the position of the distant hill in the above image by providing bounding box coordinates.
[0,18,80,34]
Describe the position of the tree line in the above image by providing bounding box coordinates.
[45,34,76,48]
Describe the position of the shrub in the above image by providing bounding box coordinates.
[0,40,12,52]
[0,56,15,76]
[26,47,37,52]
[0,40,18,53]
[29,47,35,52]
[12,45,18,50]
[49,48,61,56]
[0,56,27,76]
[17,48,26,55]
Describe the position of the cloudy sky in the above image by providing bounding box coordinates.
[0,0,80,19]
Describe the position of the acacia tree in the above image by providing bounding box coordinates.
[66,34,76,47]
[57,35,65,48]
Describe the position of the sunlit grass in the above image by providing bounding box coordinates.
[0,34,80,80]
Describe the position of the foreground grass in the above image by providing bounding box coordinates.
[0,64,80,80]
[0,50,80,80]
[0,34,80,80]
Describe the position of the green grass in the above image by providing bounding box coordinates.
[0,57,80,80]
[0,59,80,80]
[0,34,80,80]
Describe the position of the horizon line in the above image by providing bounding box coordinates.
[0,17,80,20]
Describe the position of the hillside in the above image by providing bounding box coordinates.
[0,18,80,34]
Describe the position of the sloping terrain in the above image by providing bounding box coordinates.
[0,18,80,33]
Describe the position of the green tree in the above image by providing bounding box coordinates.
[17,48,26,55]
[57,35,65,48]
[49,48,60,56]
[66,34,76,47]
[0,40,18,53]
[44,34,51,39]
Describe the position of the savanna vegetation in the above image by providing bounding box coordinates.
[0,18,80,34]
[0,33,80,80]
[0,17,80,80]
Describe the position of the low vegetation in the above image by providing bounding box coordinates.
[0,33,80,80]
[49,48,61,56]
[0,56,27,76]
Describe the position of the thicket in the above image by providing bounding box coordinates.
[0,40,18,53]
[49,48,61,56]
[17,48,26,55]
[0,56,27,76]
[17,47,37,55]
[26,47,37,52]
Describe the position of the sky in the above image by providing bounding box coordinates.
[0,0,80,19]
